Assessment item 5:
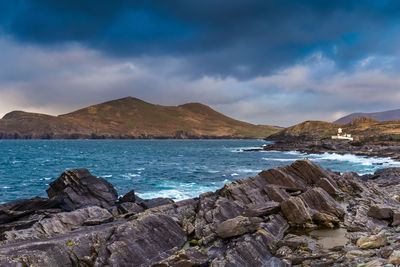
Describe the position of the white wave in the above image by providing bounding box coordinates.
[136,183,220,201]
[263,158,299,162]
[2,186,10,189]
[122,173,141,179]
[231,173,239,176]
[230,146,263,152]
[310,152,400,166]
[103,175,113,178]
[235,168,261,173]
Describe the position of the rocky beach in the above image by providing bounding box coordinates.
[1,160,400,266]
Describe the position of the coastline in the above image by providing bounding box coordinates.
[1,160,400,265]
[248,139,400,161]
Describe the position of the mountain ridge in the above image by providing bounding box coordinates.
[334,108,400,124]
[0,97,280,139]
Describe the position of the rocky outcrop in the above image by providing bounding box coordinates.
[46,168,118,210]
[1,159,400,266]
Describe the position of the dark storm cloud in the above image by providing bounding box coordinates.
[1,0,400,79]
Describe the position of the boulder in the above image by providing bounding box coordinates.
[367,204,393,220]
[46,169,118,210]
[281,197,311,225]
[243,201,280,217]
[215,216,262,238]
[389,250,400,265]
[356,232,387,249]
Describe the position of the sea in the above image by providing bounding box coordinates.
[1,139,400,203]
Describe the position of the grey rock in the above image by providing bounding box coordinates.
[46,169,118,210]
[215,216,262,239]
[281,196,311,225]
[367,204,394,220]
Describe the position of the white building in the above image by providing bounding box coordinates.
[331,128,353,141]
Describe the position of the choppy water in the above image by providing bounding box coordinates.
[1,139,399,203]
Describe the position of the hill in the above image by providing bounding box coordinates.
[267,117,400,142]
[0,97,280,139]
[334,108,400,124]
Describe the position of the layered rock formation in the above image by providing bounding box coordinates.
[0,160,400,266]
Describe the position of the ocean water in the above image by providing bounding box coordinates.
[1,139,400,203]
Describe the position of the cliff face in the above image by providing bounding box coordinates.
[0,97,280,139]
[1,160,400,266]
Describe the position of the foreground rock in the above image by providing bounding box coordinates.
[1,159,400,266]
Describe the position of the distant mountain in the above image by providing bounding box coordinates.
[267,117,400,142]
[0,97,280,139]
[334,108,400,124]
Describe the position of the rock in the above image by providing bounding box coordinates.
[137,197,174,209]
[393,212,400,226]
[152,247,209,266]
[357,232,387,249]
[0,196,62,212]
[281,197,311,225]
[264,185,290,202]
[276,246,292,258]
[243,201,280,217]
[367,204,393,220]
[389,250,400,264]
[2,206,114,242]
[300,187,344,218]
[364,258,386,266]
[46,169,118,210]
[315,177,343,198]
[118,190,136,203]
[345,249,376,258]
[379,245,394,258]
[117,202,144,215]
[215,216,262,238]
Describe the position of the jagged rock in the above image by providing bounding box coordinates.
[118,190,136,203]
[264,185,290,202]
[95,214,187,266]
[243,201,280,217]
[46,169,118,210]
[215,216,262,238]
[281,197,311,225]
[315,177,343,198]
[210,230,288,266]
[2,206,114,242]
[152,247,209,266]
[300,187,344,218]
[357,232,387,249]
[117,202,144,215]
[368,204,394,220]
[137,197,174,209]
[0,196,62,212]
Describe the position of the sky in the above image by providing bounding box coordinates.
[1,1,400,126]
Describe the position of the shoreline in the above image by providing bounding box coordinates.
[247,138,400,161]
[1,160,400,265]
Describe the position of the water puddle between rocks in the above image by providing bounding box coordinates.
[310,228,349,249]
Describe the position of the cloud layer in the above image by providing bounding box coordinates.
[0,1,400,126]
